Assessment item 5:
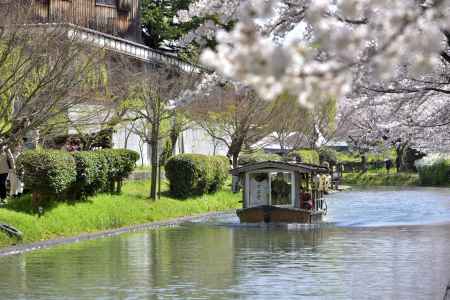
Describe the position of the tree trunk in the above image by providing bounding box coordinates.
[228,137,244,169]
[138,140,144,167]
[232,154,239,169]
[213,137,218,155]
[149,124,160,200]
[117,180,123,194]
[361,155,368,173]
[395,143,408,173]
[180,134,185,154]
[228,145,242,192]
[32,192,41,212]
[170,129,179,156]
[231,153,240,193]
[158,161,162,198]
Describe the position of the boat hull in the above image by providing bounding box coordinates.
[237,206,324,224]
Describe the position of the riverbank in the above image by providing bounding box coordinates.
[342,171,419,186]
[0,181,241,249]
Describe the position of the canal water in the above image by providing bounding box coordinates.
[1,187,450,299]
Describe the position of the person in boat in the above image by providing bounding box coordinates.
[271,172,290,205]
[300,189,313,210]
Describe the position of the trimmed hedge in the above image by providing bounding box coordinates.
[17,149,139,204]
[209,155,230,192]
[71,151,109,199]
[290,149,320,165]
[98,149,140,193]
[238,150,281,165]
[415,155,450,186]
[318,148,338,165]
[99,149,139,181]
[165,154,230,198]
[17,150,77,197]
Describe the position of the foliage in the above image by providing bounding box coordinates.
[141,0,203,57]
[367,150,397,163]
[187,80,272,168]
[16,149,139,202]
[289,149,320,165]
[336,152,360,163]
[0,180,241,248]
[318,148,338,165]
[99,149,140,182]
[44,128,114,150]
[98,149,140,193]
[336,151,391,163]
[159,138,173,166]
[238,150,281,165]
[141,0,236,59]
[208,155,230,192]
[127,67,198,200]
[17,150,77,198]
[0,15,105,149]
[415,155,450,186]
[165,154,230,198]
[342,172,419,186]
[71,151,109,199]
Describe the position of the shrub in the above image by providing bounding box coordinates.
[165,154,230,198]
[238,150,281,165]
[98,149,140,193]
[336,151,361,163]
[209,155,230,193]
[415,154,450,186]
[17,150,77,200]
[318,148,338,165]
[17,149,139,205]
[289,149,320,165]
[71,151,109,199]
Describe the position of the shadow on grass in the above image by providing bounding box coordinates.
[2,193,94,215]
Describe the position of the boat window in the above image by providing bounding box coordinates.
[248,173,270,207]
[270,172,292,206]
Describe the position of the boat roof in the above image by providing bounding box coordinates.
[230,161,329,176]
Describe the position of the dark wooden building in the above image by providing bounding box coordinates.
[0,0,203,73]
[2,0,141,42]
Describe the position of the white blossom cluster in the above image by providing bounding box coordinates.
[180,0,450,108]
[337,92,450,152]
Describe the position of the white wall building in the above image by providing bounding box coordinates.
[113,124,228,166]
[69,105,228,166]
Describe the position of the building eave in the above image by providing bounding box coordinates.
[31,23,210,73]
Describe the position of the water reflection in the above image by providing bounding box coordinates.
[0,188,449,299]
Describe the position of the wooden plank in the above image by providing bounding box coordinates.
[28,0,141,41]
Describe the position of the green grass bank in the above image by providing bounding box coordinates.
[0,181,241,249]
[342,171,419,187]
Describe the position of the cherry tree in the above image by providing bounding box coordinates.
[179,1,445,103]
[177,0,450,153]
[337,91,449,170]
[184,75,273,168]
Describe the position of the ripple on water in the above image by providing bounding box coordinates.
[0,187,449,300]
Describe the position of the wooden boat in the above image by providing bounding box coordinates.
[236,205,325,224]
[230,161,329,224]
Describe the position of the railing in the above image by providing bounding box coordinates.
[314,197,327,213]
[310,189,327,213]
[42,23,209,74]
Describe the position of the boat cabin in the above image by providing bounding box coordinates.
[230,161,330,223]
